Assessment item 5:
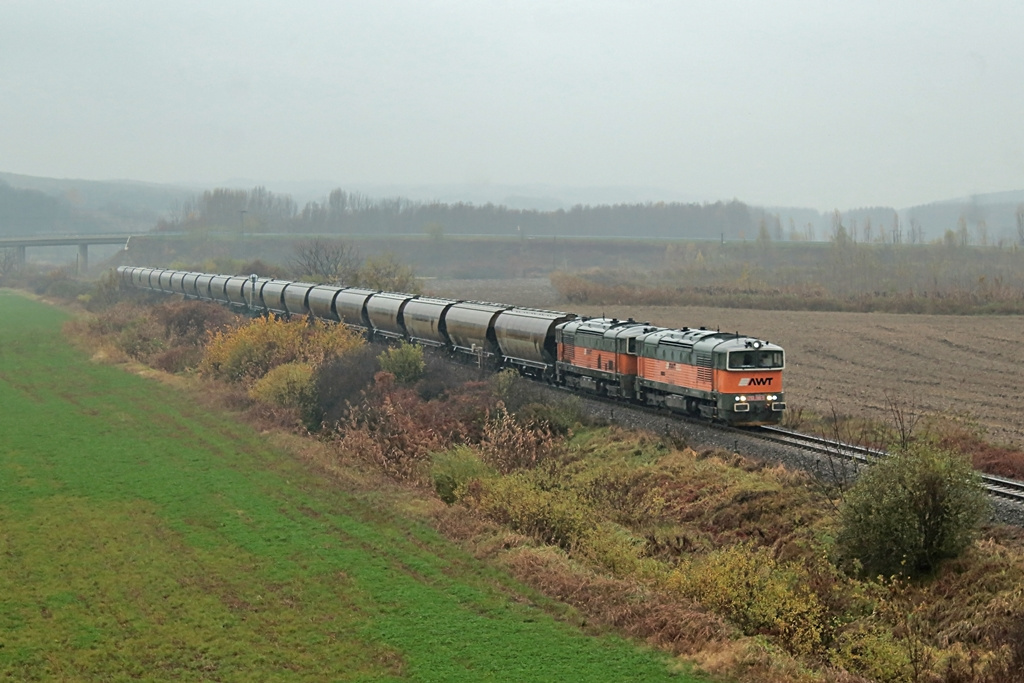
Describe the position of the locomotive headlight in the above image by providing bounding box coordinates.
[739,395,746,402]
[753,341,762,349]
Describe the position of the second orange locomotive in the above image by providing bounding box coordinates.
[556,318,785,426]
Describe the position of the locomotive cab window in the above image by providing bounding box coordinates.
[728,350,783,369]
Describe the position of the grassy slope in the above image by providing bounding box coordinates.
[0,291,694,682]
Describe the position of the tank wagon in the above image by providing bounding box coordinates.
[117,266,785,426]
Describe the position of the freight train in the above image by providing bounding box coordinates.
[116,266,786,426]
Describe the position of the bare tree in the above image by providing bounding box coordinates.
[908,217,922,244]
[891,211,903,244]
[291,238,361,284]
[0,248,21,282]
[801,402,875,512]
[956,214,970,246]
[885,391,923,451]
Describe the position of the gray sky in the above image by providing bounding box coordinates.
[3,0,1024,210]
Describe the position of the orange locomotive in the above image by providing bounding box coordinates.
[556,318,785,426]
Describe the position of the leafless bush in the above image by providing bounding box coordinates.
[885,391,923,451]
[801,404,876,511]
[291,237,361,284]
[0,248,22,282]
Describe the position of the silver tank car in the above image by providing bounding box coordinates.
[403,297,459,347]
[444,301,511,357]
[334,288,377,330]
[260,280,289,314]
[308,286,345,321]
[493,308,575,373]
[282,282,318,317]
[365,292,417,339]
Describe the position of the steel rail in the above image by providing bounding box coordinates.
[754,426,1024,504]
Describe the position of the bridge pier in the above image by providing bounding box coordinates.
[77,243,88,273]
[15,245,26,264]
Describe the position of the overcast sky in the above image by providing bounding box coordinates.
[3,1,1024,209]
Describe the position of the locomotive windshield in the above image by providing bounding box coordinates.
[728,350,783,369]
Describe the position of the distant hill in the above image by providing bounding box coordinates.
[901,191,1023,244]
[0,172,193,236]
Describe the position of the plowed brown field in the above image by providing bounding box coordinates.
[428,278,1024,447]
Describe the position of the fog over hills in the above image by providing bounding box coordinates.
[6,164,1019,244]
[1,170,1022,244]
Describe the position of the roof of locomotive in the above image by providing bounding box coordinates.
[641,326,725,347]
[558,317,660,340]
[642,328,783,353]
[713,336,784,353]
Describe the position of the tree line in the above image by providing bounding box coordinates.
[156,186,758,240]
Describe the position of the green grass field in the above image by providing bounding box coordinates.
[0,291,699,681]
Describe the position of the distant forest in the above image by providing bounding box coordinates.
[159,187,760,240]
[4,176,1024,244]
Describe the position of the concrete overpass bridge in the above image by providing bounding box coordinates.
[0,233,135,273]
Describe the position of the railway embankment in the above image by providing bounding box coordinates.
[11,274,1024,683]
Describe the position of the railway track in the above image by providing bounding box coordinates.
[754,426,1024,505]
[754,425,884,464]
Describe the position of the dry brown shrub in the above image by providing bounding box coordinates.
[149,346,204,373]
[338,393,435,482]
[898,538,1024,682]
[480,403,560,473]
[937,430,1024,480]
[332,373,471,482]
[151,299,237,346]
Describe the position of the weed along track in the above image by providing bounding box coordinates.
[0,291,690,681]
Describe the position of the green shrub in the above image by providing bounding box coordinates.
[249,362,320,429]
[579,521,652,577]
[357,253,420,293]
[377,342,425,384]
[152,300,236,346]
[491,368,534,411]
[430,446,492,505]
[201,316,363,383]
[668,544,826,656]
[84,269,124,311]
[467,473,594,550]
[830,621,911,683]
[44,277,92,300]
[836,443,989,578]
[517,396,586,435]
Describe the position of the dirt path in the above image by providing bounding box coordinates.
[427,278,1024,447]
